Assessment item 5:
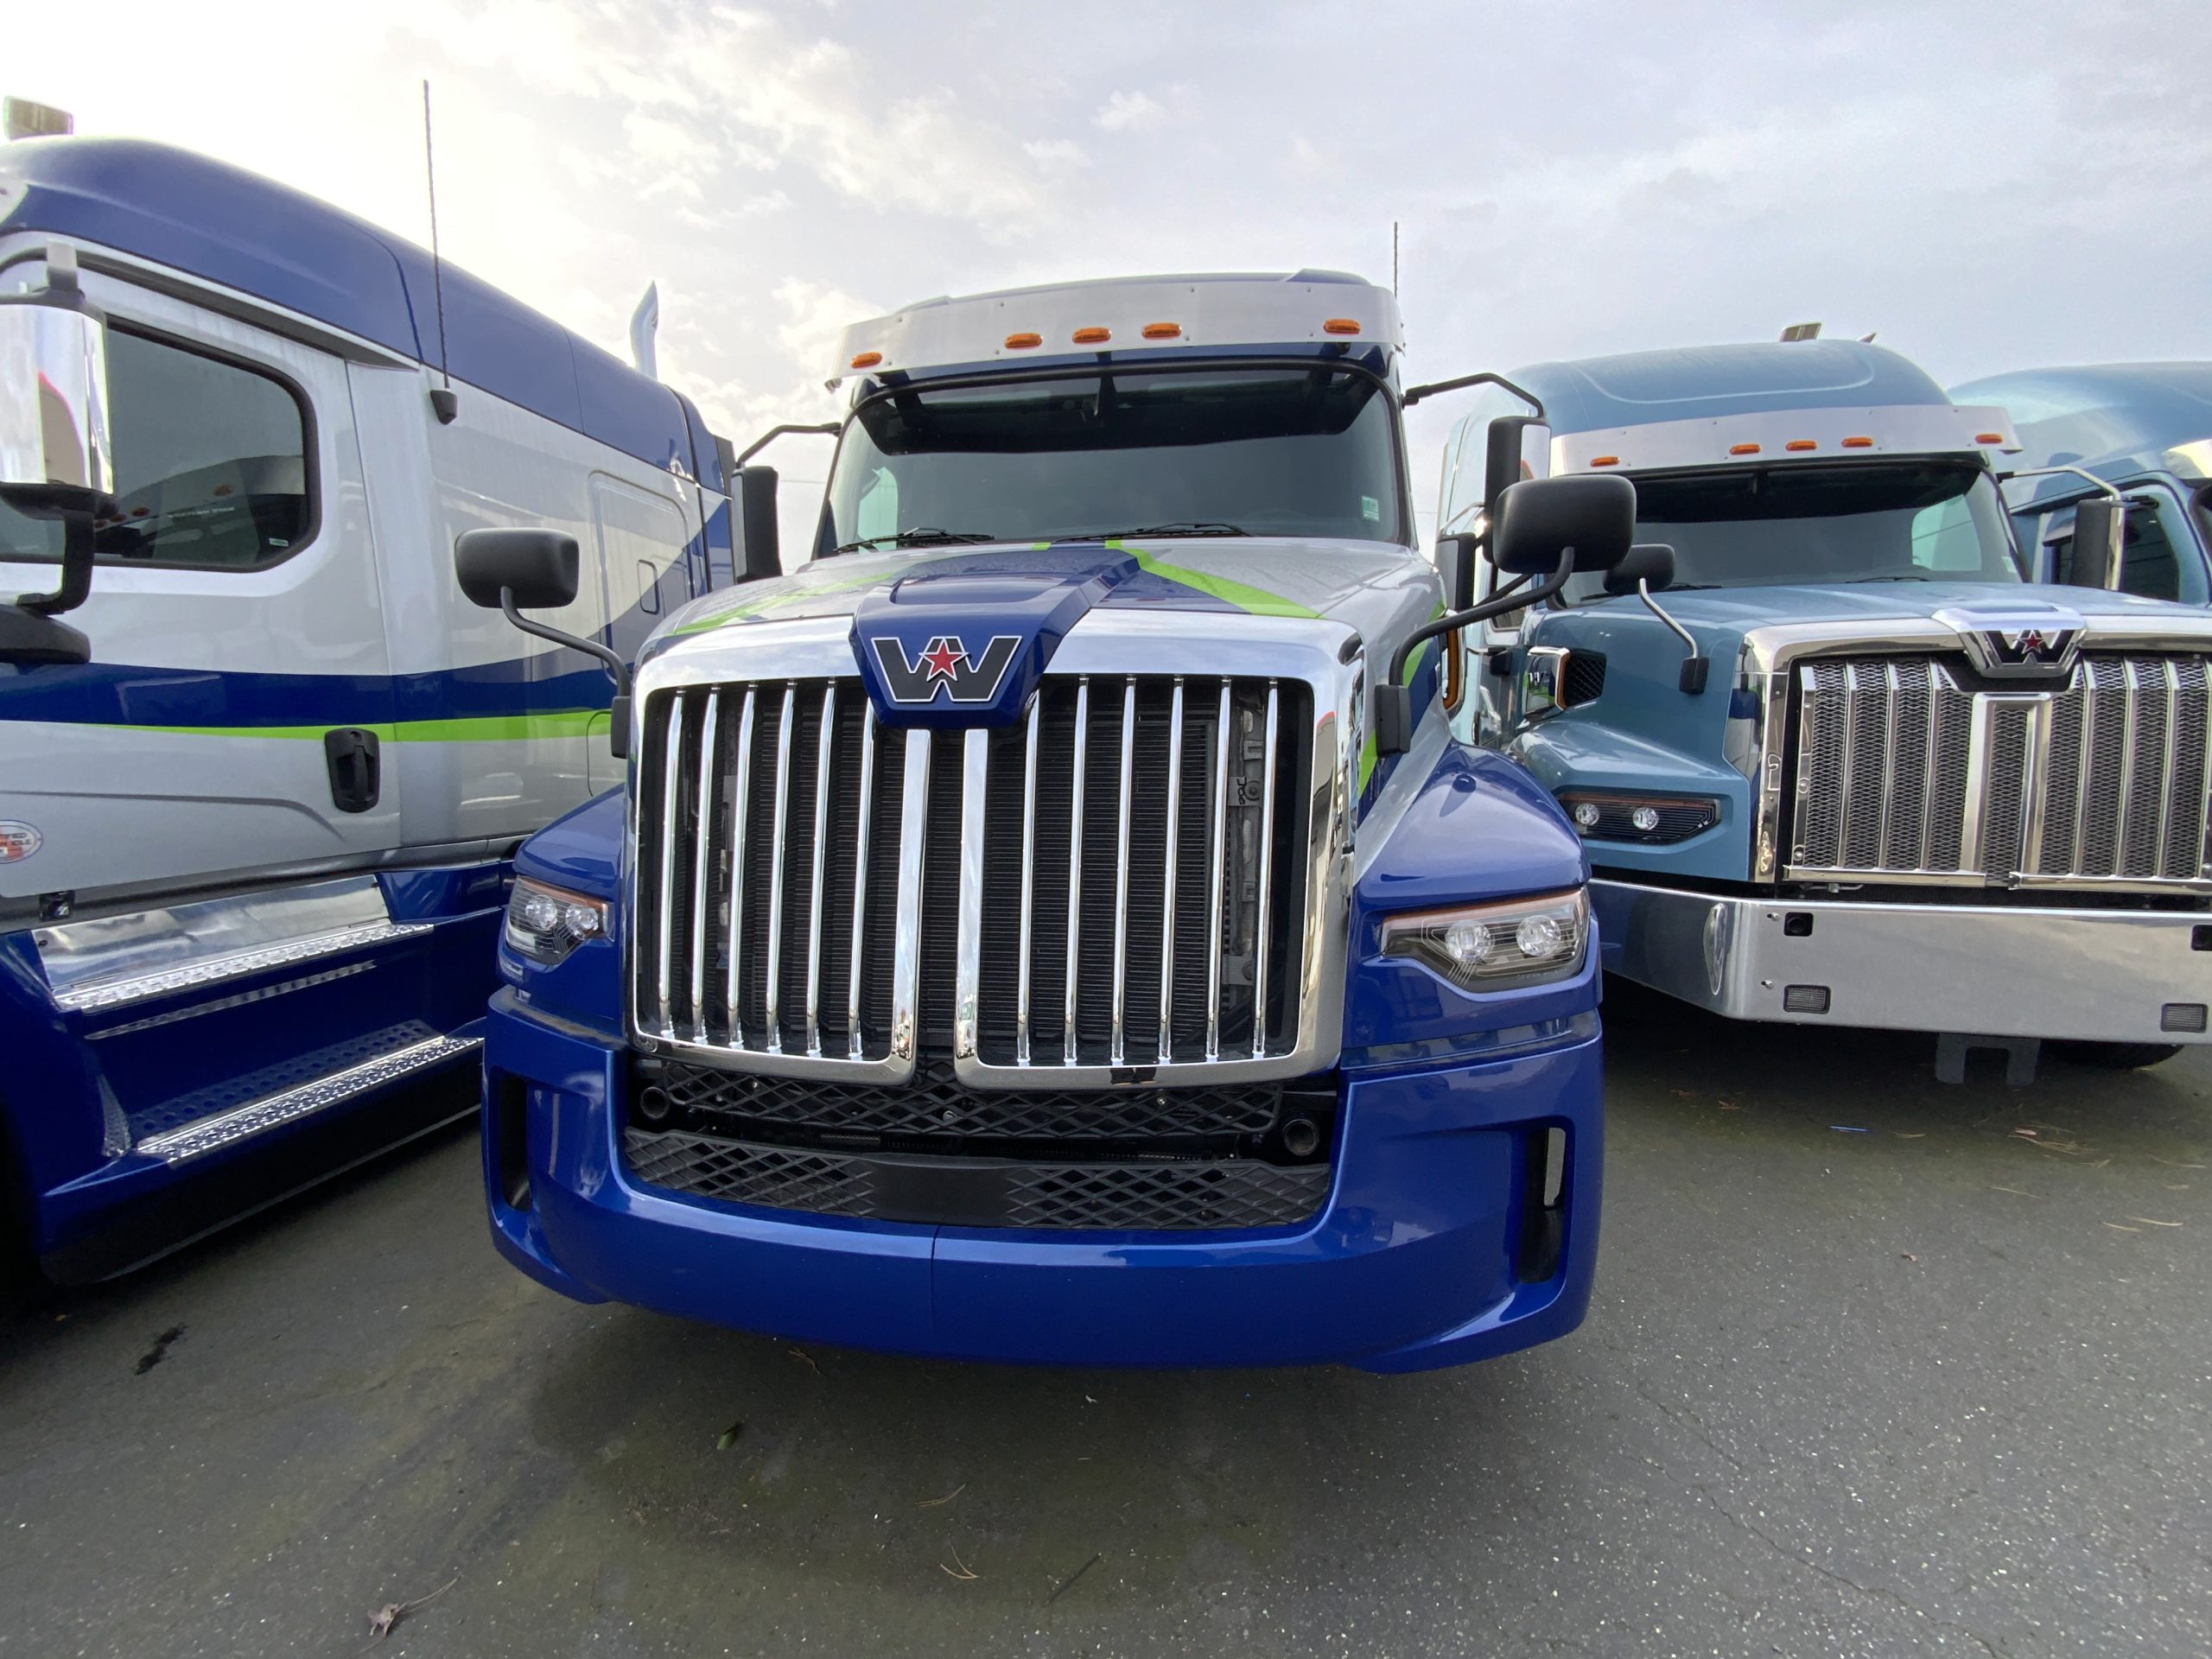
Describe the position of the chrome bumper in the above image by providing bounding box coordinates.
[1592,879,2212,1043]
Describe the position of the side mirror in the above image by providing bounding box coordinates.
[454,527,632,759]
[1,244,113,668]
[736,464,783,582]
[1492,474,1636,575]
[1483,415,1551,509]
[1602,542,1675,596]
[454,527,581,610]
[1437,532,1479,611]
[2067,496,2126,590]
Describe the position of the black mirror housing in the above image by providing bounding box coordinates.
[736,465,783,583]
[1492,474,1636,575]
[2067,496,2125,589]
[1438,532,1480,612]
[1603,543,1675,596]
[455,528,582,611]
[1483,415,1549,509]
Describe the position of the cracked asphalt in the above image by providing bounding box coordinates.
[3,988,2209,1658]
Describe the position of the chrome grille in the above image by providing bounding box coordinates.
[633,673,1321,1079]
[1789,653,2212,888]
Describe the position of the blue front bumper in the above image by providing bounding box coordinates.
[482,993,1602,1373]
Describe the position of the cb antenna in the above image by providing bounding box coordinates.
[423,79,458,424]
[1392,220,1399,296]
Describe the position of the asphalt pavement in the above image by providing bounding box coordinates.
[3,991,2208,1658]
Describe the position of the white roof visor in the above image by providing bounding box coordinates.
[1552,404,2022,474]
[831,274,1402,386]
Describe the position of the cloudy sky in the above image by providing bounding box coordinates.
[14,0,2209,543]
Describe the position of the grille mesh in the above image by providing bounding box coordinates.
[1790,652,2211,887]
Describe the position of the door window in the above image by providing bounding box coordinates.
[0,327,312,569]
[2038,489,2208,605]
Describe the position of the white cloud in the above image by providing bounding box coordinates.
[1093,89,1168,132]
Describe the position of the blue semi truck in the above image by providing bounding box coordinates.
[460,271,1644,1370]
[1446,340,2212,1081]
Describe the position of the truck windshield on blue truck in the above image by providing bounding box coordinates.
[464,271,1638,1370]
[1444,340,2212,1083]
[0,137,734,1290]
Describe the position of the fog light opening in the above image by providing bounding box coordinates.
[635,1084,673,1125]
[1783,984,1831,1014]
[1516,1124,1568,1284]
[1281,1116,1321,1159]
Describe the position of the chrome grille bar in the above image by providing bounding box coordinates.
[654,691,688,1034]
[1253,680,1279,1058]
[726,686,756,1046]
[890,728,931,1065]
[1159,677,1184,1065]
[1064,677,1088,1066]
[804,682,836,1056]
[955,727,990,1065]
[1016,697,1039,1065]
[845,703,874,1061]
[687,689,720,1040]
[1206,677,1230,1062]
[1109,677,1135,1065]
[763,683,794,1053]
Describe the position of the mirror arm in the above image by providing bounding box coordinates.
[1375,548,1575,754]
[499,588,633,760]
[16,509,95,618]
[1401,370,1546,414]
[1634,582,1708,694]
[734,421,838,467]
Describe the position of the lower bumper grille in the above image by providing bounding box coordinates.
[623,1128,1330,1230]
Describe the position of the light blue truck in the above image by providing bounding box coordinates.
[1949,363,2211,606]
[1444,341,2212,1080]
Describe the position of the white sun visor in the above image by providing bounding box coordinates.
[1550,404,2023,474]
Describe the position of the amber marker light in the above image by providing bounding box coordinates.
[1141,321,1182,339]
[1071,327,1111,344]
[1729,442,1762,455]
[1004,332,1043,350]
[1589,455,1620,467]
[1321,318,1362,335]
[1785,439,1817,452]
[1841,435,1874,448]
[849,351,882,370]
[1974,431,2007,444]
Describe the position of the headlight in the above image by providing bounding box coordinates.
[504,876,607,965]
[1557,790,1719,845]
[1380,888,1589,992]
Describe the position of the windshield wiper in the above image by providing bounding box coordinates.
[1844,574,1933,583]
[835,527,997,553]
[1052,521,1249,542]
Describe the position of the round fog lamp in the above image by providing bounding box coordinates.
[1630,804,1661,832]
[519,892,561,932]
[1443,919,1496,969]
[563,902,602,937]
[1515,914,1565,959]
[1570,800,1601,830]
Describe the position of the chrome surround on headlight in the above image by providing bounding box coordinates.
[505,877,607,965]
[1378,888,1589,993]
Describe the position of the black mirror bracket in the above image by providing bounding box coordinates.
[1376,550,1573,755]
[498,588,634,760]
[1633,581,1708,694]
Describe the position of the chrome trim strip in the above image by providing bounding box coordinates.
[726,686,756,1047]
[804,682,836,1057]
[136,1034,480,1164]
[1838,660,1861,859]
[49,920,429,1014]
[1254,680,1279,1058]
[1206,677,1230,1062]
[1016,697,1039,1065]
[847,702,875,1060]
[1064,677,1089,1066]
[1159,677,1184,1064]
[1878,660,1900,865]
[763,683,795,1053]
[2158,659,2180,878]
[2117,662,2140,876]
[955,727,990,1064]
[1110,677,1136,1066]
[2021,697,2053,876]
[654,692,688,1035]
[890,728,931,1067]
[687,689,721,1041]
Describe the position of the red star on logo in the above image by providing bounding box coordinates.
[918,639,966,681]
[2018,630,2046,657]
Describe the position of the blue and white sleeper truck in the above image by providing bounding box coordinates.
[1448,340,2212,1081]
[463,271,1641,1370]
[0,138,741,1283]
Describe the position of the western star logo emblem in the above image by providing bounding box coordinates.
[871,633,1022,705]
[2012,629,2050,658]
[1978,624,2081,678]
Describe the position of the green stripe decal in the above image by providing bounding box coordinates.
[130,710,605,743]
[1116,542,1321,619]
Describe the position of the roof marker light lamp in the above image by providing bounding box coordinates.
[1004,332,1042,350]
[1322,318,1362,335]
[1072,327,1110,344]
[849,351,883,370]
[1141,321,1182,340]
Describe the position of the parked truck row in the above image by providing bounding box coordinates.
[4,137,2209,1370]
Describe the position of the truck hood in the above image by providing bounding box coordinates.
[1591,579,2196,637]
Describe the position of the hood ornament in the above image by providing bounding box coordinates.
[1934,604,2085,680]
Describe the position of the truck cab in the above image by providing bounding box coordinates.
[468,270,1638,1371]
[1452,340,2212,1079]
[0,137,733,1283]
[1949,362,2212,607]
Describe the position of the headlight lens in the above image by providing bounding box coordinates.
[504,876,607,965]
[1381,888,1589,992]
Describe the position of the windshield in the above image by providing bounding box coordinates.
[1562,461,2021,600]
[818,365,1407,555]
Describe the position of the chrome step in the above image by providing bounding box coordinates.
[134,1033,480,1165]
[54,920,431,1014]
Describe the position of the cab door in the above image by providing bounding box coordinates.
[0,270,398,901]
[2015,483,2211,606]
